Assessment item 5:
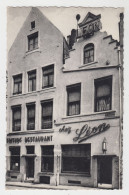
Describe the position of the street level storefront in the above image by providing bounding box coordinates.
[6,116,119,189]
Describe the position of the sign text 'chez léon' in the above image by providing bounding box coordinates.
[59,123,110,143]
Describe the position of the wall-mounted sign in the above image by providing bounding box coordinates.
[59,126,71,134]
[25,135,53,143]
[73,123,110,143]
[7,137,22,144]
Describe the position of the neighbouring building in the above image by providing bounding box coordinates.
[6,8,123,189]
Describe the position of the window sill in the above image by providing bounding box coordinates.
[25,48,41,56]
[60,172,91,177]
[79,61,98,68]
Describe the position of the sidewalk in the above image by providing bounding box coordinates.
[6,181,100,190]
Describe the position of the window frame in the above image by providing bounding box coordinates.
[28,69,36,92]
[61,144,91,174]
[42,64,54,89]
[41,145,54,173]
[83,43,94,64]
[26,103,35,130]
[28,32,38,51]
[67,83,81,116]
[10,146,20,171]
[41,99,53,129]
[31,21,35,30]
[94,76,112,112]
[12,105,21,132]
[13,74,22,95]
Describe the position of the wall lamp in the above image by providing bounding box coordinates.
[102,137,107,154]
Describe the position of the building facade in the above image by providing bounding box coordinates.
[6,8,123,189]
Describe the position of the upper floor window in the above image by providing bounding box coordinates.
[67,83,81,116]
[28,32,38,51]
[84,43,94,64]
[27,103,35,130]
[31,21,35,29]
[28,70,36,92]
[42,65,54,88]
[13,74,22,95]
[12,105,21,131]
[41,100,53,129]
[95,76,112,112]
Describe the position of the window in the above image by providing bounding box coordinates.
[27,103,35,130]
[12,105,21,131]
[41,100,53,129]
[95,76,112,112]
[84,43,94,64]
[67,83,81,116]
[26,146,35,154]
[10,147,20,171]
[42,65,54,88]
[13,74,22,95]
[62,144,91,174]
[31,21,35,29]
[28,32,38,51]
[28,70,36,92]
[41,146,54,173]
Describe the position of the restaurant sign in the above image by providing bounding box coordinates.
[73,123,110,143]
[7,135,53,144]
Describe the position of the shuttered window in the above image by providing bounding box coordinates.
[67,84,81,116]
[62,144,91,174]
[95,76,112,112]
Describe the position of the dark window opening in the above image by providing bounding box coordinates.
[28,32,38,51]
[62,144,91,174]
[27,103,35,130]
[84,43,94,64]
[26,146,35,154]
[41,100,53,129]
[13,74,22,95]
[10,147,20,171]
[95,76,112,112]
[28,70,36,92]
[31,21,35,29]
[41,146,54,173]
[12,106,21,131]
[67,83,81,116]
[42,65,54,88]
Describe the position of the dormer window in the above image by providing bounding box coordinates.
[84,43,94,64]
[31,21,35,29]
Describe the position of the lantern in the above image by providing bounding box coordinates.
[102,137,107,154]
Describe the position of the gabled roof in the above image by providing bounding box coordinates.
[79,12,101,27]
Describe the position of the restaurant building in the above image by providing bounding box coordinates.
[6,8,123,189]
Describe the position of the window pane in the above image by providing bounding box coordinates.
[96,84,110,97]
[33,78,36,91]
[49,74,54,86]
[43,76,48,87]
[68,91,80,102]
[14,84,18,94]
[28,80,32,92]
[10,147,20,171]
[41,146,54,172]
[13,109,21,120]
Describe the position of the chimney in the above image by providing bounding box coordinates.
[69,29,77,49]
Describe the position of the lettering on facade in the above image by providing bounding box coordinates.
[83,19,102,37]
[59,125,71,134]
[24,135,53,143]
[7,137,22,144]
[73,123,110,143]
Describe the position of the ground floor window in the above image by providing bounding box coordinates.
[61,144,91,174]
[9,147,20,171]
[41,145,54,172]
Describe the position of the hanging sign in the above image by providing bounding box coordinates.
[73,123,110,143]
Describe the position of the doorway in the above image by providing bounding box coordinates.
[26,157,34,178]
[98,157,112,187]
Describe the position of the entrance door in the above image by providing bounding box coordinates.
[98,157,112,185]
[26,157,34,178]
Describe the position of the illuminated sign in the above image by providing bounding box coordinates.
[73,123,110,143]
